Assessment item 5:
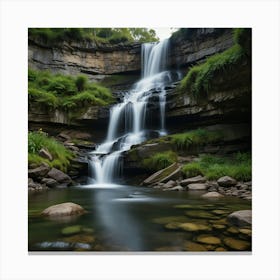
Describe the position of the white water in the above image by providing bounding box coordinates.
[89,39,172,184]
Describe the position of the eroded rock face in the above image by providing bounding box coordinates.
[41,202,86,217]
[29,39,141,76]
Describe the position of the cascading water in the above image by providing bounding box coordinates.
[89,38,172,185]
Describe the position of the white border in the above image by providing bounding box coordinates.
[1,0,280,279]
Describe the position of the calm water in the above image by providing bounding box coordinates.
[28,184,251,252]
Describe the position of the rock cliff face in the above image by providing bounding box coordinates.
[28,38,141,78]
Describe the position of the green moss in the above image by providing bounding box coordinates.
[180,44,246,97]
[233,28,251,54]
[170,129,223,150]
[142,151,177,171]
[182,153,251,181]
[28,130,73,172]
[28,69,114,110]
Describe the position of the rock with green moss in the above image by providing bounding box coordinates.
[223,237,250,250]
[61,225,83,236]
[196,235,222,245]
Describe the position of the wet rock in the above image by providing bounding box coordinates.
[212,224,226,230]
[201,192,224,198]
[239,228,252,237]
[41,202,86,217]
[187,183,208,190]
[227,227,239,234]
[178,222,212,232]
[61,225,82,236]
[163,185,184,191]
[162,180,176,188]
[185,210,220,220]
[28,163,50,179]
[47,168,72,185]
[58,132,71,141]
[41,178,58,188]
[196,235,221,245]
[155,246,183,251]
[212,209,229,215]
[164,222,181,230]
[223,237,250,250]
[152,216,188,225]
[227,210,252,227]
[217,176,237,187]
[180,175,206,186]
[39,148,53,161]
[215,247,227,251]
[184,241,207,251]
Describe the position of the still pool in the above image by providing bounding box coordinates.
[28,184,252,252]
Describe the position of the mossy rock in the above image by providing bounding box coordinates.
[223,237,250,250]
[164,222,181,230]
[152,216,189,225]
[227,227,239,234]
[209,218,227,225]
[63,234,96,244]
[185,210,220,220]
[178,222,212,232]
[212,224,226,230]
[212,209,230,215]
[239,228,252,237]
[184,241,207,251]
[61,225,82,236]
[196,235,222,245]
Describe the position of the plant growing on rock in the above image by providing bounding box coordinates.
[142,151,178,171]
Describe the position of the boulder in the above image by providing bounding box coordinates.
[41,178,59,188]
[227,210,252,227]
[57,132,71,141]
[180,175,206,186]
[28,164,50,179]
[39,148,53,161]
[162,180,176,188]
[47,168,72,185]
[217,176,237,187]
[187,183,208,190]
[201,192,224,198]
[41,202,86,217]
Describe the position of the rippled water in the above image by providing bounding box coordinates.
[28,184,251,252]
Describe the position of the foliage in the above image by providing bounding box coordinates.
[182,153,251,181]
[233,28,252,54]
[179,44,245,97]
[28,130,73,172]
[28,28,159,44]
[28,68,114,109]
[170,129,223,150]
[142,151,178,171]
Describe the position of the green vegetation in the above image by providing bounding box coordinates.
[142,151,178,171]
[28,130,73,172]
[28,28,159,45]
[170,129,223,150]
[179,28,251,97]
[28,69,114,109]
[182,153,251,181]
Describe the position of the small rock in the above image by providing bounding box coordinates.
[163,185,184,191]
[217,176,237,187]
[58,132,71,141]
[41,202,86,217]
[61,225,82,236]
[227,227,239,234]
[212,224,226,230]
[41,178,59,188]
[201,192,224,198]
[39,148,53,161]
[187,183,208,190]
[180,175,206,186]
[162,180,176,189]
[178,222,212,232]
[227,210,252,227]
[208,186,217,192]
[184,241,207,251]
[215,247,227,251]
[223,237,250,250]
[28,164,50,179]
[47,168,72,185]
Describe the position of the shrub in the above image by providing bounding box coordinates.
[142,151,177,171]
[182,153,251,181]
[28,130,73,172]
[171,129,223,150]
[46,76,76,95]
[28,87,58,108]
[75,75,88,92]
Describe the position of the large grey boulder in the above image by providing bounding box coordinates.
[28,164,50,179]
[181,175,206,186]
[217,176,237,187]
[163,185,184,191]
[187,183,208,190]
[47,168,72,185]
[227,210,252,227]
[41,202,85,217]
[41,178,59,188]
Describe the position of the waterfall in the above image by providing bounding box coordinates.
[89,39,171,185]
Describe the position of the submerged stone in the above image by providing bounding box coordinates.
[212,224,226,230]
[196,235,222,245]
[212,209,229,215]
[183,241,207,251]
[223,237,250,250]
[41,202,86,217]
[178,222,212,232]
[185,210,220,220]
[61,225,82,236]
[152,216,188,225]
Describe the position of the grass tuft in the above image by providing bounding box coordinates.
[142,151,178,171]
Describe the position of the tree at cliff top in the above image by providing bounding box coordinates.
[28,28,159,44]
